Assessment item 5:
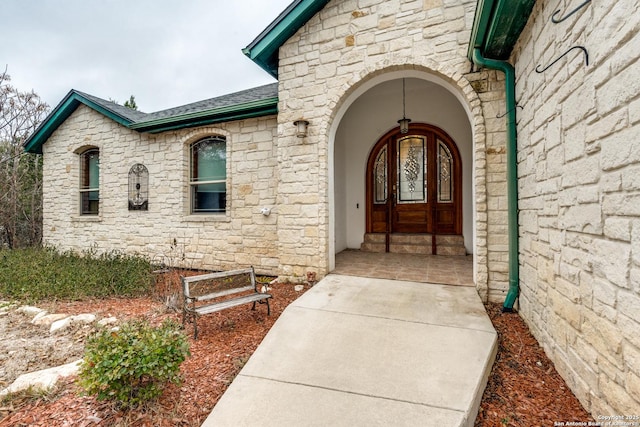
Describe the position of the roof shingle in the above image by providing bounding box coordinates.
[24,83,279,153]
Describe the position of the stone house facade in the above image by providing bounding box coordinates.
[24,0,640,415]
[36,102,281,272]
[511,0,640,415]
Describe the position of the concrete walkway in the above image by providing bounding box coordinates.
[203,274,497,427]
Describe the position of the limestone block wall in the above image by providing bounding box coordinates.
[512,0,640,414]
[276,0,509,291]
[42,105,280,275]
[464,69,510,302]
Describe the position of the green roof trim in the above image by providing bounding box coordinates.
[130,97,279,133]
[23,84,279,154]
[467,0,535,61]
[24,91,135,154]
[243,0,330,78]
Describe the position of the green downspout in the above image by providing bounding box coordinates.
[471,48,519,312]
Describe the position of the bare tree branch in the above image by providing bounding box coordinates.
[0,67,50,248]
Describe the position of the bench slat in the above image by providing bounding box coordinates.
[182,268,255,284]
[190,293,272,315]
[188,285,254,301]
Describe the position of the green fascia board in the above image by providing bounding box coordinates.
[243,0,330,78]
[484,0,535,59]
[136,108,278,134]
[467,0,535,61]
[130,97,279,133]
[25,92,278,152]
[467,0,497,60]
[24,90,134,154]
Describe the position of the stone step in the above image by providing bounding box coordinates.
[436,235,465,245]
[436,244,467,256]
[389,234,433,254]
[362,233,386,243]
[435,234,466,256]
[361,234,386,252]
[360,233,466,256]
[389,243,432,255]
[389,234,433,245]
[360,242,386,253]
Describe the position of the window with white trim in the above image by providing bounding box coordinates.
[190,136,226,213]
[79,148,99,215]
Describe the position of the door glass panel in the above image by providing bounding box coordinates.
[374,146,387,204]
[437,139,453,203]
[397,136,426,203]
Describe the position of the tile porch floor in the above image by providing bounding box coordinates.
[333,249,474,286]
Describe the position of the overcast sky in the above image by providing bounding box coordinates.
[2,0,293,112]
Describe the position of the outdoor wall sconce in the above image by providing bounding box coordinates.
[294,119,309,138]
[260,207,271,216]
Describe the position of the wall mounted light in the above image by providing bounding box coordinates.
[294,119,309,138]
[397,78,411,134]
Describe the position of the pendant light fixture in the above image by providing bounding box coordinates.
[397,78,411,134]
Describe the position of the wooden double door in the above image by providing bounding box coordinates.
[366,124,462,237]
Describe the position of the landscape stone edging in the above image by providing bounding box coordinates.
[1,305,118,397]
[0,360,83,397]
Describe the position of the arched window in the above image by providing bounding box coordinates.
[190,136,226,213]
[79,148,99,215]
[128,163,149,210]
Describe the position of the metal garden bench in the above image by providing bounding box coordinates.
[181,267,272,339]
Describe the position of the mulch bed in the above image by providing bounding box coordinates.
[475,303,593,426]
[1,275,592,426]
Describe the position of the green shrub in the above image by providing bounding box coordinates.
[78,319,190,408]
[0,246,154,302]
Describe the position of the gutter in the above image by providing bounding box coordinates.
[471,48,519,311]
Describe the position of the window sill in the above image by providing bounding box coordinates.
[182,214,229,223]
[72,216,102,222]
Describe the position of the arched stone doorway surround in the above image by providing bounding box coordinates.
[324,61,489,297]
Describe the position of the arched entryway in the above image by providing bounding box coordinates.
[331,77,473,255]
[366,123,462,238]
[328,70,484,285]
